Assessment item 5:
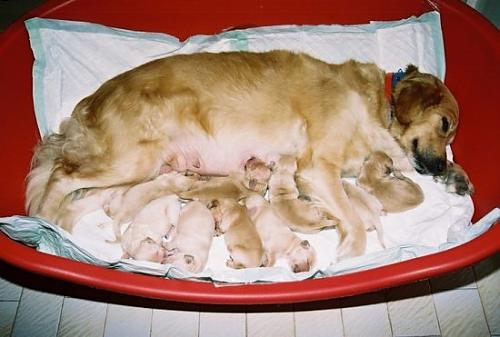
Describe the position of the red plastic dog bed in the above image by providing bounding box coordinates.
[0,0,498,304]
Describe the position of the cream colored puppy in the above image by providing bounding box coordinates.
[106,171,197,239]
[358,151,424,213]
[210,198,266,269]
[121,194,181,262]
[163,201,215,273]
[268,155,339,233]
[342,181,385,248]
[180,157,271,202]
[245,194,316,273]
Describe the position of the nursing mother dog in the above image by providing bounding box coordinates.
[26,50,473,260]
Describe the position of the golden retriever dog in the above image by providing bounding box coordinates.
[121,194,181,262]
[245,194,316,273]
[163,201,215,273]
[209,198,266,269]
[179,157,271,202]
[357,151,424,213]
[342,181,385,247]
[26,51,472,260]
[268,154,339,233]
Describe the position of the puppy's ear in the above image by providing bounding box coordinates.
[183,254,195,265]
[300,240,311,249]
[207,199,219,209]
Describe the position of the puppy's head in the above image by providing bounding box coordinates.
[360,151,394,180]
[287,240,316,273]
[164,250,202,273]
[391,65,458,176]
[244,157,272,193]
[126,237,166,263]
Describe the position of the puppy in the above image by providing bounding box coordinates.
[358,151,424,213]
[342,181,385,248]
[163,201,215,273]
[106,171,197,239]
[268,154,339,233]
[209,198,266,269]
[121,194,181,262]
[179,157,271,202]
[245,194,316,273]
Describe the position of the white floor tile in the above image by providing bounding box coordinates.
[295,308,343,337]
[433,288,490,337]
[151,309,199,337]
[10,288,63,337]
[474,253,500,335]
[57,297,107,337]
[387,281,440,337]
[103,304,152,337]
[341,293,392,337]
[199,312,245,337]
[0,277,23,301]
[0,301,18,337]
[247,312,294,337]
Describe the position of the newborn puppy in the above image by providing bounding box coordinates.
[245,194,316,273]
[106,171,198,240]
[342,181,385,248]
[358,151,424,213]
[210,198,266,269]
[163,201,215,273]
[268,154,339,233]
[121,194,181,263]
[179,157,271,202]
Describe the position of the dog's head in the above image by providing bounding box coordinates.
[391,65,458,176]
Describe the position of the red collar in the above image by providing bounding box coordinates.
[385,72,394,103]
[385,69,405,104]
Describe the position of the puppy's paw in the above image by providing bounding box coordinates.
[438,162,474,196]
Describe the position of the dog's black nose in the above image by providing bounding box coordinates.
[435,159,447,175]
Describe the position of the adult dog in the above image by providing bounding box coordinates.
[26,50,473,260]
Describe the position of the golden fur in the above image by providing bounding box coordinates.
[26,51,472,260]
[268,154,339,233]
[210,198,266,269]
[357,151,424,213]
[245,194,316,273]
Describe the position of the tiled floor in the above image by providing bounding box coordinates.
[1,253,499,337]
[1,1,499,337]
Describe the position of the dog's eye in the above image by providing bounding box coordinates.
[441,117,450,133]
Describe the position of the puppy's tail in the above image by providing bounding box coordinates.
[25,132,65,215]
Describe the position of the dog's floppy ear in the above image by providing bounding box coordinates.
[394,69,443,124]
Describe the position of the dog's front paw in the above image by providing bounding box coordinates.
[436,162,474,196]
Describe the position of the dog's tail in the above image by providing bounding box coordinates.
[25,132,66,215]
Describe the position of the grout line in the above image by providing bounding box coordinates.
[197,311,201,337]
[340,306,346,337]
[148,308,153,337]
[471,267,493,336]
[55,296,66,337]
[102,303,110,337]
[384,292,394,337]
[9,286,24,337]
[292,311,297,337]
[429,281,443,337]
[245,312,248,337]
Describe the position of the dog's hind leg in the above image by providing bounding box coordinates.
[35,139,164,231]
[296,158,367,260]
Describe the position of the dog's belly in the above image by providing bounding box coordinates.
[164,128,306,176]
